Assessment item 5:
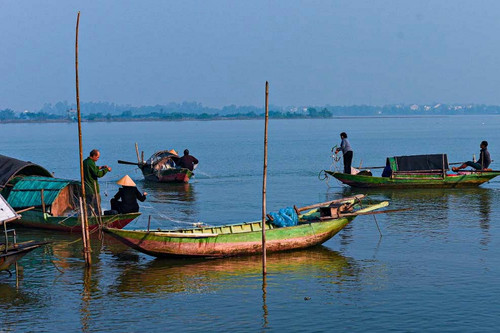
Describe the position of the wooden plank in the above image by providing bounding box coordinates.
[295,194,365,213]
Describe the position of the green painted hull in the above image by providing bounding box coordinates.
[12,210,141,232]
[327,171,500,189]
[105,216,354,258]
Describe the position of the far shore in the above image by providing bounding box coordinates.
[1,113,498,125]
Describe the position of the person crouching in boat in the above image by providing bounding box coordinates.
[111,175,147,214]
[335,132,353,174]
[452,141,492,172]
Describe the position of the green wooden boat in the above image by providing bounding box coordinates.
[325,153,500,188]
[104,195,388,258]
[3,176,140,232]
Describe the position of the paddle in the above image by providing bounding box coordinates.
[117,160,142,166]
[339,207,412,217]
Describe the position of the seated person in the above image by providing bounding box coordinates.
[110,175,147,214]
[382,163,392,177]
[178,149,199,171]
[452,141,491,172]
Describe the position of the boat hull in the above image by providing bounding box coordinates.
[0,241,47,271]
[105,217,354,258]
[141,165,193,183]
[327,171,500,189]
[11,210,140,232]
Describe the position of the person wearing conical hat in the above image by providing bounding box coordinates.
[110,175,147,214]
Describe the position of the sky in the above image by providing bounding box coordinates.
[2,1,500,111]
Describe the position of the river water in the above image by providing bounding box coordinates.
[1,116,499,331]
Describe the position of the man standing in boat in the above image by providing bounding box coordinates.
[452,141,491,172]
[178,149,199,171]
[335,132,353,174]
[83,149,111,215]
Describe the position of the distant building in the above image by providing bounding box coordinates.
[67,109,77,121]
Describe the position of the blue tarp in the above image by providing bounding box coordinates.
[268,207,298,227]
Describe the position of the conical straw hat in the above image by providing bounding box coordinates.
[117,175,136,187]
[168,149,178,156]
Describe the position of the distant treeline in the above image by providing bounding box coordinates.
[1,102,500,122]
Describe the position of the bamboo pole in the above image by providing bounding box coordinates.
[135,143,140,163]
[40,189,46,214]
[76,11,91,266]
[261,81,269,275]
[79,198,90,264]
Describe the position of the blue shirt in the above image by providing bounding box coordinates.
[340,138,353,154]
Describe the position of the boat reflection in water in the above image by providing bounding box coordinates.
[110,246,365,295]
[336,186,495,244]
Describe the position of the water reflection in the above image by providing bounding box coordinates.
[0,282,40,331]
[110,246,360,295]
[81,268,92,333]
[330,186,495,245]
[261,274,268,329]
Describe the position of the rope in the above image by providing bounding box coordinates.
[141,203,209,227]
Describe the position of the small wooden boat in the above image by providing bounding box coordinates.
[3,176,140,232]
[325,154,500,189]
[104,195,388,258]
[118,148,193,183]
[0,241,47,272]
[0,194,47,273]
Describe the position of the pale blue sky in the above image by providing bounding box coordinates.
[1,1,500,111]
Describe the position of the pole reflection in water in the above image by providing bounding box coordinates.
[262,273,268,329]
[81,267,91,333]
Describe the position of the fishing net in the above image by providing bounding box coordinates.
[268,207,298,227]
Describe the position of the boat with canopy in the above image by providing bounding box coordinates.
[323,154,500,188]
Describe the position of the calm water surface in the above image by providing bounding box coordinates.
[1,116,500,332]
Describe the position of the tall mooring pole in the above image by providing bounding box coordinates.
[261,81,269,275]
[75,11,91,266]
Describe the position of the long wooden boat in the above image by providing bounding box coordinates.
[3,176,140,232]
[104,195,388,258]
[326,170,500,188]
[118,147,193,183]
[325,153,500,189]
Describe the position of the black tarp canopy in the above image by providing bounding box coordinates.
[0,154,53,189]
[387,154,449,172]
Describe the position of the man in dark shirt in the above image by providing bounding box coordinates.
[178,149,199,171]
[452,141,492,171]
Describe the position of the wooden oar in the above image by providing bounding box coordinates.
[358,166,386,170]
[339,207,411,217]
[15,206,35,214]
[118,160,142,166]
